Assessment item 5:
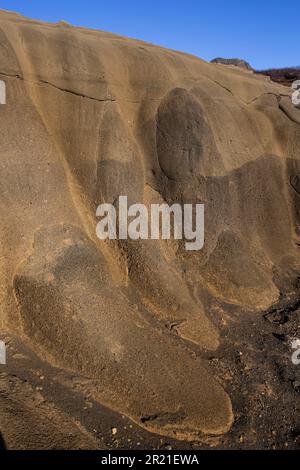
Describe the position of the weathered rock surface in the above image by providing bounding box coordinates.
[0,10,300,446]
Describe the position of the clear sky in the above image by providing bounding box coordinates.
[1,0,297,70]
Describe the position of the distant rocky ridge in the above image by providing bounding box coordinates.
[211,57,300,87]
[211,57,253,70]
[256,67,300,86]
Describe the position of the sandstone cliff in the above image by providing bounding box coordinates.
[0,10,300,448]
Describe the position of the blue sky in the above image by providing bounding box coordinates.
[1,0,297,70]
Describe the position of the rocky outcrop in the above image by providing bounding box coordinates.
[0,10,300,446]
[256,67,300,86]
[211,57,253,70]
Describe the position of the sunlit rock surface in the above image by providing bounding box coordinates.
[0,10,300,446]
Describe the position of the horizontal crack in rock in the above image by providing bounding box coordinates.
[0,70,116,103]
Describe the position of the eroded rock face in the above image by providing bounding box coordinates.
[0,10,300,442]
[13,224,232,439]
